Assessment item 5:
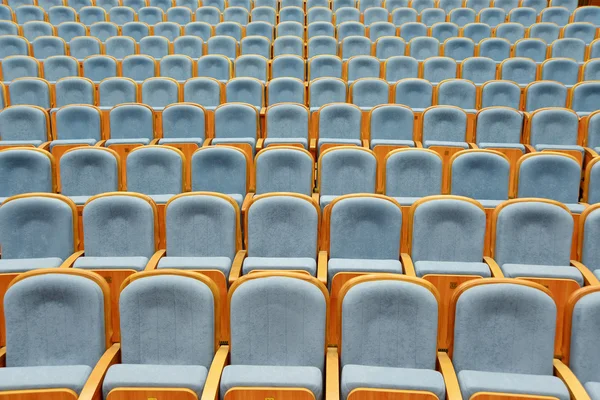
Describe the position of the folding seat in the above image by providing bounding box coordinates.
[0,55,39,82]
[38,0,64,11]
[108,5,136,24]
[0,36,29,61]
[498,57,537,87]
[54,77,94,108]
[274,36,305,57]
[7,77,51,108]
[494,22,525,44]
[316,103,363,155]
[223,6,250,26]
[22,21,54,41]
[359,0,382,10]
[540,6,571,26]
[308,21,336,37]
[107,103,155,153]
[408,36,440,60]
[212,102,259,158]
[513,38,547,62]
[374,36,406,59]
[196,54,232,81]
[281,0,304,8]
[550,0,577,12]
[0,105,50,146]
[234,54,268,82]
[411,0,434,12]
[398,21,427,41]
[477,7,506,27]
[261,103,310,150]
[254,0,277,6]
[154,21,182,41]
[572,5,600,26]
[474,107,525,164]
[346,56,381,83]
[422,56,457,83]
[50,104,102,167]
[139,35,171,59]
[340,36,371,60]
[521,0,546,13]
[337,20,366,41]
[436,78,477,114]
[308,77,347,112]
[538,58,579,87]
[363,7,389,26]
[317,147,376,209]
[333,0,356,10]
[421,105,469,161]
[477,37,511,62]
[79,5,107,25]
[308,6,332,24]
[69,36,102,61]
[98,77,138,109]
[158,103,207,158]
[367,21,395,41]
[190,146,249,208]
[254,147,314,196]
[173,35,204,58]
[528,108,583,165]
[195,6,222,25]
[183,77,222,111]
[507,7,536,27]
[141,77,180,112]
[448,280,575,399]
[67,0,93,10]
[420,8,446,27]
[393,78,432,110]
[0,3,12,21]
[383,56,418,82]
[138,6,164,24]
[229,0,252,10]
[176,0,200,9]
[563,22,597,45]
[266,77,305,105]
[89,21,119,42]
[96,0,120,11]
[430,22,460,42]
[308,36,338,57]
[276,21,305,38]
[207,35,238,59]
[391,8,417,25]
[250,6,276,25]
[349,78,389,112]
[466,0,491,11]
[0,20,19,36]
[121,21,151,41]
[122,54,156,82]
[0,148,54,201]
[14,5,46,24]
[589,38,600,58]
[31,36,66,60]
[308,54,343,79]
[82,55,117,84]
[479,80,521,108]
[307,0,330,8]
[529,22,561,44]
[436,0,459,12]
[583,58,600,81]
[570,81,600,118]
[104,36,136,60]
[279,6,305,24]
[245,21,274,40]
[159,54,194,81]
[524,81,567,111]
[461,22,492,43]
[449,8,476,27]
[184,21,213,41]
[240,36,271,59]
[122,0,147,10]
[48,6,77,24]
[442,37,475,61]
[167,5,192,24]
[492,0,518,13]
[202,0,225,10]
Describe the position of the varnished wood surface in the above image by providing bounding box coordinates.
[93,269,137,343]
[107,388,198,400]
[483,208,494,257]
[482,147,523,198]
[373,145,411,193]
[162,142,199,192]
[0,273,17,347]
[348,389,439,400]
[224,388,315,400]
[428,146,464,193]
[0,389,78,400]
[51,144,88,192]
[470,393,559,400]
[329,272,368,347]
[107,143,144,184]
[194,269,229,342]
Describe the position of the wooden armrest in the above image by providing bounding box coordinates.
[93,140,106,147]
[228,250,247,286]
[361,139,369,148]
[484,257,504,278]
[256,138,265,151]
[317,250,328,286]
[584,147,598,160]
[241,193,253,216]
[203,138,213,147]
[554,359,591,400]
[467,143,478,149]
[144,249,166,271]
[437,352,462,400]
[524,144,536,153]
[414,141,423,148]
[60,250,84,268]
[201,345,230,400]
[326,347,340,400]
[311,192,319,205]
[150,138,160,145]
[309,138,317,152]
[38,141,51,150]
[400,253,416,276]
[78,343,121,400]
[0,346,5,367]
[571,260,600,286]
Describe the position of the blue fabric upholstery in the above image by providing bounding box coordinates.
[74,256,149,271]
[568,291,600,391]
[121,22,150,42]
[105,37,136,60]
[109,104,154,141]
[308,55,343,80]
[122,55,155,82]
[0,148,53,197]
[475,107,523,147]
[572,82,600,113]
[341,37,371,61]
[500,57,537,84]
[309,77,346,110]
[127,147,183,197]
[551,38,586,62]
[214,103,258,148]
[525,82,568,111]
[582,209,600,273]
[54,105,102,143]
[394,79,432,109]
[256,148,313,195]
[369,105,414,146]
[161,104,206,141]
[273,37,304,57]
[517,154,581,204]
[267,77,305,105]
[514,38,547,63]
[478,38,511,61]
[585,383,600,400]
[0,257,63,272]
[0,365,92,394]
[243,257,317,275]
[437,79,476,110]
[374,37,406,60]
[157,256,232,275]
[184,76,223,106]
[320,148,376,197]
[235,55,268,82]
[270,55,305,81]
[414,260,490,277]
[142,78,179,108]
[408,37,440,60]
[42,56,79,82]
[496,22,525,43]
[422,106,467,145]
[160,55,194,81]
[318,103,362,147]
[346,56,381,82]
[501,263,583,285]
[225,78,264,108]
[384,56,418,82]
[542,58,580,86]
[451,151,510,201]
[54,77,94,106]
[462,22,491,43]
[0,106,47,143]
[443,38,475,61]
[60,148,119,198]
[461,57,496,84]
[480,80,521,109]
[191,147,247,198]
[385,149,442,197]
[430,22,459,42]
[351,78,388,109]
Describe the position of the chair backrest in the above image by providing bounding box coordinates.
[430,22,459,42]
[167,5,192,24]
[8,77,51,108]
[308,55,343,79]
[513,38,547,63]
[184,22,213,41]
[587,111,600,151]
[508,7,536,26]
[183,77,222,107]
[142,77,180,108]
[240,36,271,59]
[422,106,467,143]
[119,273,216,369]
[478,37,511,62]
[409,36,440,60]
[350,78,389,109]
[208,34,240,59]
[60,147,119,197]
[335,7,360,25]
[109,5,135,25]
[55,76,95,106]
[528,107,578,146]
[346,55,381,81]
[499,57,537,85]
[126,146,184,196]
[0,194,75,260]
[461,22,492,44]
[89,21,119,41]
[252,6,276,24]
[54,104,101,141]
[318,103,362,141]
[109,103,154,140]
[421,8,447,27]
[276,21,305,38]
[475,106,523,145]
[459,57,496,84]
[83,55,118,82]
[480,80,521,109]
[411,196,486,262]
[308,21,335,38]
[4,270,108,368]
[384,148,442,198]
[234,54,268,82]
[422,56,456,83]
[450,150,510,200]
[271,55,305,81]
[436,79,477,109]
[309,77,347,110]
[159,55,194,81]
[225,78,264,108]
[162,103,206,140]
[43,55,79,82]
[69,36,102,60]
[197,55,232,81]
[478,6,506,26]
[563,22,597,44]
[495,22,525,43]
[154,21,182,42]
[517,153,581,204]
[571,82,600,114]
[121,22,150,41]
[48,7,77,25]
[374,36,406,59]
[1,55,39,82]
[392,8,417,25]
[0,35,31,60]
[255,146,314,196]
[572,5,600,25]
[525,81,567,111]
[279,6,304,24]
[267,76,305,104]
[229,274,327,370]
[368,22,395,42]
[319,147,377,196]
[0,105,48,143]
[384,56,419,81]
[105,36,137,60]
[138,6,164,25]
[98,77,137,107]
[393,78,432,108]
[369,104,414,142]
[191,146,248,195]
[583,58,600,81]
[529,22,560,44]
[442,37,475,61]
[449,8,476,27]
[399,21,427,41]
[466,0,491,12]
[451,281,556,376]
[0,148,53,197]
[139,35,170,59]
[341,36,372,60]
[22,21,55,41]
[195,6,222,25]
[274,36,304,57]
[83,193,156,257]
[549,37,586,61]
[308,36,337,58]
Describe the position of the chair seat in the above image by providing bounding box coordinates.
[477,142,526,152]
[0,140,44,146]
[328,258,403,283]
[68,195,92,205]
[391,197,422,206]
[501,263,584,286]
[565,203,587,214]
[424,140,469,149]
[458,370,570,400]
[0,365,92,395]
[476,199,506,208]
[341,364,445,400]
[414,260,491,278]
[158,138,205,146]
[105,138,152,146]
[102,364,208,399]
[211,137,257,154]
[243,256,317,275]
[50,138,97,150]
[584,381,600,400]
[264,137,309,149]
[319,194,338,209]
[157,256,232,276]
[0,257,64,273]
[317,138,362,152]
[74,256,149,271]
[220,365,323,400]
[147,194,176,204]
[533,144,584,154]
[370,139,415,148]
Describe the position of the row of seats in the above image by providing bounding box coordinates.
[4,268,600,400]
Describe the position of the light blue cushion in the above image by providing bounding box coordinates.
[594,270,600,280]
[0,257,63,272]
[49,138,97,150]
[68,195,91,205]
[341,364,445,400]
[424,140,469,148]
[0,140,43,146]
[371,139,415,147]
[158,138,204,146]
[105,138,152,146]
[478,142,525,151]
[458,370,570,400]
[534,144,584,154]
[566,203,587,214]
[320,195,338,209]
[501,263,584,286]
[264,137,309,149]
[157,256,232,276]
[211,137,257,153]
[477,199,505,208]
[317,138,362,151]
[102,364,208,399]
[414,261,491,277]
[392,197,421,206]
[328,258,402,282]
[242,257,317,275]
[74,256,149,271]
[0,365,92,394]
[585,382,600,400]
[220,365,323,400]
